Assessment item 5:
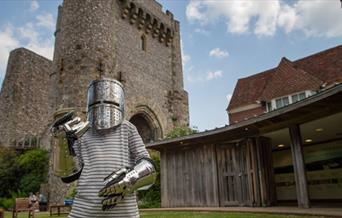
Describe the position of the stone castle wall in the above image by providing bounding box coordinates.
[0,48,52,146]
[52,0,189,137]
[114,0,188,135]
[0,0,189,203]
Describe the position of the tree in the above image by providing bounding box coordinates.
[0,147,49,209]
[165,126,198,139]
[0,147,20,197]
[16,149,49,195]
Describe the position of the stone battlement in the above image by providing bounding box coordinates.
[118,0,176,46]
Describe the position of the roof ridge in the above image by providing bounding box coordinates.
[259,57,295,100]
[294,44,341,64]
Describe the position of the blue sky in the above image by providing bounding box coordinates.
[0,0,341,131]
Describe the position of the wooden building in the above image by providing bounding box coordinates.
[148,85,342,208]
[148,46,342,208]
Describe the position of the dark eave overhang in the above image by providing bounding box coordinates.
[147,84,342,151]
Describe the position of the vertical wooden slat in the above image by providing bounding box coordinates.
[246,140,253,206]
[255,138,266,206]
[232,145,241,204]
[289,125,310,208]
[160,149,168,207]
[216,145,223,206]
[210,144,219,206]
[251,138,261,206]
[256,136,276,207]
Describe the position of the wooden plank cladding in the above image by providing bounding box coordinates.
[161,144,219,207]
[215,137,275,207]
[160,137,275,207]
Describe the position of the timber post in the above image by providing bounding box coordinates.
[289,125,310,208]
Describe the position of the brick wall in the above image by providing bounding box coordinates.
[229,106,266,124]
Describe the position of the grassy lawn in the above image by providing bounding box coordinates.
[4,211,325,218]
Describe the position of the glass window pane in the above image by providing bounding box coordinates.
[299,92,306,100]
[267,102,272,111]
[292,94,298,103]
[276,99,283,108]
[282,97,289,106]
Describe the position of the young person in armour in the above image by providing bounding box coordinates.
[53,78,156,218]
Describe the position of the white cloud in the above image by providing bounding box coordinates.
[180,39,191,67]
[36,12,55,30]
[194,28,210,36]
[186,1,205,22]
[185,67,223,83]
[209,48,229,59]
[206,70,223,80]
[186,0,342,38]
[226,93,232,104]
[277,4,297,33]
[30,0,39,12]
[183,54,191,65]
[18,23,39,42]
[294,0,342,37]
[0,12,55,83]
[17,22,54,59]
[0,26,20,75]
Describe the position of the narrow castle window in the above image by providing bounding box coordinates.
[141,35,146,51]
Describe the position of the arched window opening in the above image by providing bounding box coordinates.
[130,114,154,143]
[141,35,146,51]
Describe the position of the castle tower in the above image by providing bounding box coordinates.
[0,48,52,147]
[0,0,189,204]
[49,0,189,202]
[52,0,189,142]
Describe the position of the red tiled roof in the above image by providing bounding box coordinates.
[260,58,323,101]
[228,45,342,110]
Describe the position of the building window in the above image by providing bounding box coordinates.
[267,90,315,113]
[292,92,306,103]
[275,96,289,109]
[141,35,146,51]
[267,102,272,112]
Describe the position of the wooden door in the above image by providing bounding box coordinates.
[216,138,276,207]
[216,143,248,206]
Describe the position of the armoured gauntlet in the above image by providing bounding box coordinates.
[51,111,90,183]
[99,157,157,210]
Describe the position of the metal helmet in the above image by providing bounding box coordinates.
[87,78,125,130]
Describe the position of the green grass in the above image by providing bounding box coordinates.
[4,211,325,218]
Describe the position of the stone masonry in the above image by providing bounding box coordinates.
[51,0,189,138]
[0,0,189,203]
[0,48,52,147]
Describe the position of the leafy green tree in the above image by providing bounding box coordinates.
[0,147,20,197]
[138,150,161,208]
[16,149,49,195]
[0,147,49,209]
[165,126,198,139]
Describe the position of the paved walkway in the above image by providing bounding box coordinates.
[140,207,342,217]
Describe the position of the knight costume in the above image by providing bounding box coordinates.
[51,78,156,218]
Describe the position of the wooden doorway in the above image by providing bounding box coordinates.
[216,142,248,206]
[216,138,275,207]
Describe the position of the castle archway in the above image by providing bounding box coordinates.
[129,106,163,143]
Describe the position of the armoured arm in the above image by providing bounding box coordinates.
[51,111,90,146]
[50,111,90,183]
[98,157,157,210]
